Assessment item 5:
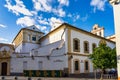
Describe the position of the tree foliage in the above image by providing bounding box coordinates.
[89,43,117,70]
[89,43,117,79]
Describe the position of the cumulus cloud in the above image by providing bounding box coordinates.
[32,0,66,17]
[16,16,35,27]
[36,25,49,33]
[4,0,68,33]
[68,13,80,22]
[37,16,49,25]
[74,15,80,21]
[32,0,52,12]
[53,8,66,17]
[4,0,33,16]
[68,13,88,22]
[0,24,7,28]
[58,0,69,6]
[90,0,107,13]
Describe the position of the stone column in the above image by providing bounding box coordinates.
[109,0,120,80]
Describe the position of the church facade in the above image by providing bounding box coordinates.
[0,23,115,76]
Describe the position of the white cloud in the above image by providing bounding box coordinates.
[4,0,33,16]
[38,19,49,25]
[37,16,49,25]
[80,14,88,22]
[53,8,66,17]
[36,25,46,30]
[0,24,7,28]
[16,16,35,27]
[32,0,66,17]
[32,0,52,12]
[67,13,88,22]
[40,26,47,31]
[90,0,107,13]
[0,37,8,42]
[68,13,72,18]
[73,15,80,22]
[58,0,69,6]
[49,17,63,30]
[36,25,49,33]
[68,13,80,22]
[76,15,80,20]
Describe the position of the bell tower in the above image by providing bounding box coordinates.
[91,24,104,37]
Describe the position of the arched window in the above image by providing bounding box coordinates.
[84,41,89,53]
[73,38,80,52]
[92,43,96,52]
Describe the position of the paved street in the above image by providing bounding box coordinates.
[0,76,117,80]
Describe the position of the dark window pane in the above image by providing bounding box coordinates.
[84,41,89,53]
[75,40,78,50]
[32,36,36,41]
[85,61,88,70]
[75,61,79,71]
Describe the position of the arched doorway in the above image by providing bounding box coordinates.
[1,62,7,75]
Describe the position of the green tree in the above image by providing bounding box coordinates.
[89,43,117,80]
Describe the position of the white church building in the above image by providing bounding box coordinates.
[0,23,115,77]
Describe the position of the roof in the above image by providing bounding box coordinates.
[25,25,41,32]
[40,23,115,44]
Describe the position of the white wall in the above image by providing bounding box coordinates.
[41,27,66,46]
[113,4,120,78]
[71,30,115,54]
[70,29,115,73]
[71,55,93,73]
[11,41,68,73]
[15,43,40,53]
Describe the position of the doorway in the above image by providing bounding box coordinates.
[1,62,7,75]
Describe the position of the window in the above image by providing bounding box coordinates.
[38,61,42,70]
[84,61,89,72]
[84,41,89,53]
[32,35,36,41]
[23,61,27,70]
[92,43,96,52]
[73,38,80,52]
[74,61,79,71]
[94,27,96,30]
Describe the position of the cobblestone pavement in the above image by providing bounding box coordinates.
[0,76,117,80]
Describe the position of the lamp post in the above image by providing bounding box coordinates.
[109,0,120,80]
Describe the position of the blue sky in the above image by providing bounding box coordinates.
[0,0,115,43]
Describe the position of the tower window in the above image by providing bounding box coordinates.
[32,35,36,41]
[33,28,35,29]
